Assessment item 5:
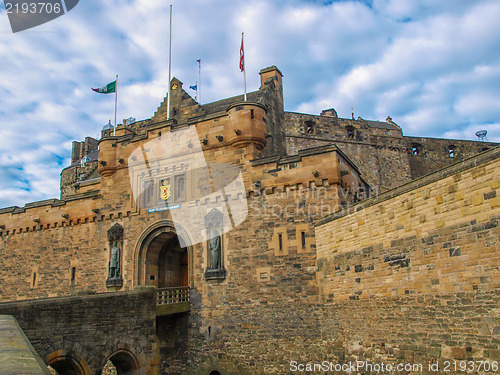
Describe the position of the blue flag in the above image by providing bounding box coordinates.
[189,84,197,91]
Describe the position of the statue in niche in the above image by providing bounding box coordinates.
[108,241,120,279]
[208,229,221,270]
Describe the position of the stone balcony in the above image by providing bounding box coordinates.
[156,287,190,316]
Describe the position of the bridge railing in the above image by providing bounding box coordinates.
[157,286,190,306]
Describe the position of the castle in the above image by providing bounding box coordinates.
[0,66,498,374]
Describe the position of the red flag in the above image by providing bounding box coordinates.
[239,35,244,72]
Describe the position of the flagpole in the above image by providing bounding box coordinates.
[198,59,201,103]
[242,32,247,102]
[167,4,172,120]
[114,74,118,136]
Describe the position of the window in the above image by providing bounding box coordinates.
[411,143,421,156]
[346,126,355,138]
[305,120,315,134]
[301,231,306,250]
[278,234,283,252]
[71,267,76,286]
[448,145,456,158]
[144,180,154,206]
[175,175,186,202]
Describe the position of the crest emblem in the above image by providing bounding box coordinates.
[160,181,171,200]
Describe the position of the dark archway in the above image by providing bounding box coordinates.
[47,354,88,375]
[134,221,191,288]
[106,349,140,375]
[157,236,188,288]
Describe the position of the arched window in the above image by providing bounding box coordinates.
[144,180,154,206]
[175,175,185,202]
[209,371,222,375]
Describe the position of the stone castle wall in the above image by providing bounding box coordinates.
[71,137,98,164]
[0,288,158,374]
[314,147,500,367]
[405,136,497,179]
[284,112,497,192]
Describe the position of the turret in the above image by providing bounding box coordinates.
[225,102,267,151]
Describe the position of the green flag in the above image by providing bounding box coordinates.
[92,80,116,94]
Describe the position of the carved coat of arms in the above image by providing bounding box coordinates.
[160,181,171,200]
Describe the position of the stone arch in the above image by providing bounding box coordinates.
[46,350,90,375]
[106,349,140,375]
[133,220,193,287]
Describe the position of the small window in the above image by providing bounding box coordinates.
[411,143,421,156]
[175,175,186,202]
[346,126,355,138]
[305,120,315,134]
[278,234,283,252]
[32,273,37,288]
[301,231,306,249]
[448,146,456,158]
[144,180,154,206]
[250,109,255,119]
[71,267,76,286]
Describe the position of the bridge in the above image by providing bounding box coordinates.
[156,286,190,316]
[0,286,191,374]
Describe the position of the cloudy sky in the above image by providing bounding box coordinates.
[0,0,499,208]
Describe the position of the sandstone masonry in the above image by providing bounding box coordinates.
[0,65,498,374]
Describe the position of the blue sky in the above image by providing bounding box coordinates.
[0,0,499,208]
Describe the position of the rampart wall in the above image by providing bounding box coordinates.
[0,288,158,374]
[314,147,500,366]
[284,112,498,192]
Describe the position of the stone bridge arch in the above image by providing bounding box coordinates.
[104,348,140,375]
[46,349,90,375]
[0,289,159,375]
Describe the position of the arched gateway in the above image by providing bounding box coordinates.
[134,220,192,288]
